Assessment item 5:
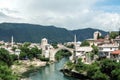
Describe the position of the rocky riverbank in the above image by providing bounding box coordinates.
[60,69,89,80]
[11,59,46,80]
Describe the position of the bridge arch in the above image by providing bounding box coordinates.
[55,47,73,54]
[55,48,73,60]
[49,45,74,61]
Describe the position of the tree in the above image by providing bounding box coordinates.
[0,48,13,66]
[66,44,74,49]
[12,46,17,51]
[111,69,120,80]
[30,47,42,58]
[11,54,18,61]
[0,65,18,80]
[23,42,31,47]
[98,36,104,39]
[39,55,49,61]
[92,44,98,55]
[80,40,90,46]
[55,50,72,60]
[19,46,30,59]
[92,70,109,80]
[100,59,116,76]
[19,45,42,60]
[75,58,88,73]
[66,61,74,70]
[97,35,104,39]
[87,62,100,78]
[19,52,27,60]
[52,43,58,49]
[109,32,118,39]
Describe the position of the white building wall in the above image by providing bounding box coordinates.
[45,50,50,58]
[100,47,118,52]
[99,44,119,58]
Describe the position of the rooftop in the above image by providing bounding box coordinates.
[112,50,120,55]
[77,47,93,52]
[99,44,118,48]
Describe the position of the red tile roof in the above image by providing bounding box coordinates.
[112,50,120,54]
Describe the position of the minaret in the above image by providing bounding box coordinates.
[73,34,77,63]
[74,34,77,51]
[11,36,14,47]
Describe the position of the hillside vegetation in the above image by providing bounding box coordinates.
[0,23,107,43]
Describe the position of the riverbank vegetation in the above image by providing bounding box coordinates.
[0,48,18,80]
[19,43,49,62]
[0,42,47,80]
[65,58,120,80]
[55,50,72,61]
[19,43,42,60]
[12,59,46,79]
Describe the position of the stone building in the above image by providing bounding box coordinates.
[98,44,119,58]
[41,38,54,58]
[93,31,101,40]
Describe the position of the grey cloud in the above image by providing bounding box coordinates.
[0,8,19,14]
[0,12,9,18]
[0,11,24,23]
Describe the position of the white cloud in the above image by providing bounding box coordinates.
[0,8,25,23]
[0,0,120,31]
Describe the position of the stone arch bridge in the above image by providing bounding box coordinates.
[49,44,74,61]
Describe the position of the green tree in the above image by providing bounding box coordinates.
[30,47,42,58]
[19,52,27,60]
[92,70,109,80]
[39,55,49,61]
[52,43,58,49]
[80,40,90,46]
[87,63,99,78]
[66,44,74,49]
[23,42,31,47]
[97,33,104,39]
[92,44,98,55]
[0,65,18,80]
[19,46,30,59]
[0,48,13,66]
[11,54,18,61]
[109,32,118,39]
[19,45,42,60]
[66,61,74,70]
[75,58,88,73]
[55,50,72,60]
[12,46,17,51]
[111,69,120,80]
[100,59,116,76]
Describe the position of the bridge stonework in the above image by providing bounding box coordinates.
[49,45,74,61]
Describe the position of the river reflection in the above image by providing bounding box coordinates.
[29,58,79,80]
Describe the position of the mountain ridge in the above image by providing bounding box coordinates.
[0,23,108,43]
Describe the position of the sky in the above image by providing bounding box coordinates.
[0,0,120,31]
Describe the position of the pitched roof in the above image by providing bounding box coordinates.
[99,44,118,48]
[112,50,120,54]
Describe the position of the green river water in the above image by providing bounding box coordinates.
[28,58,79,80]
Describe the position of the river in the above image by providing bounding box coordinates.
[28,58,79,80]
